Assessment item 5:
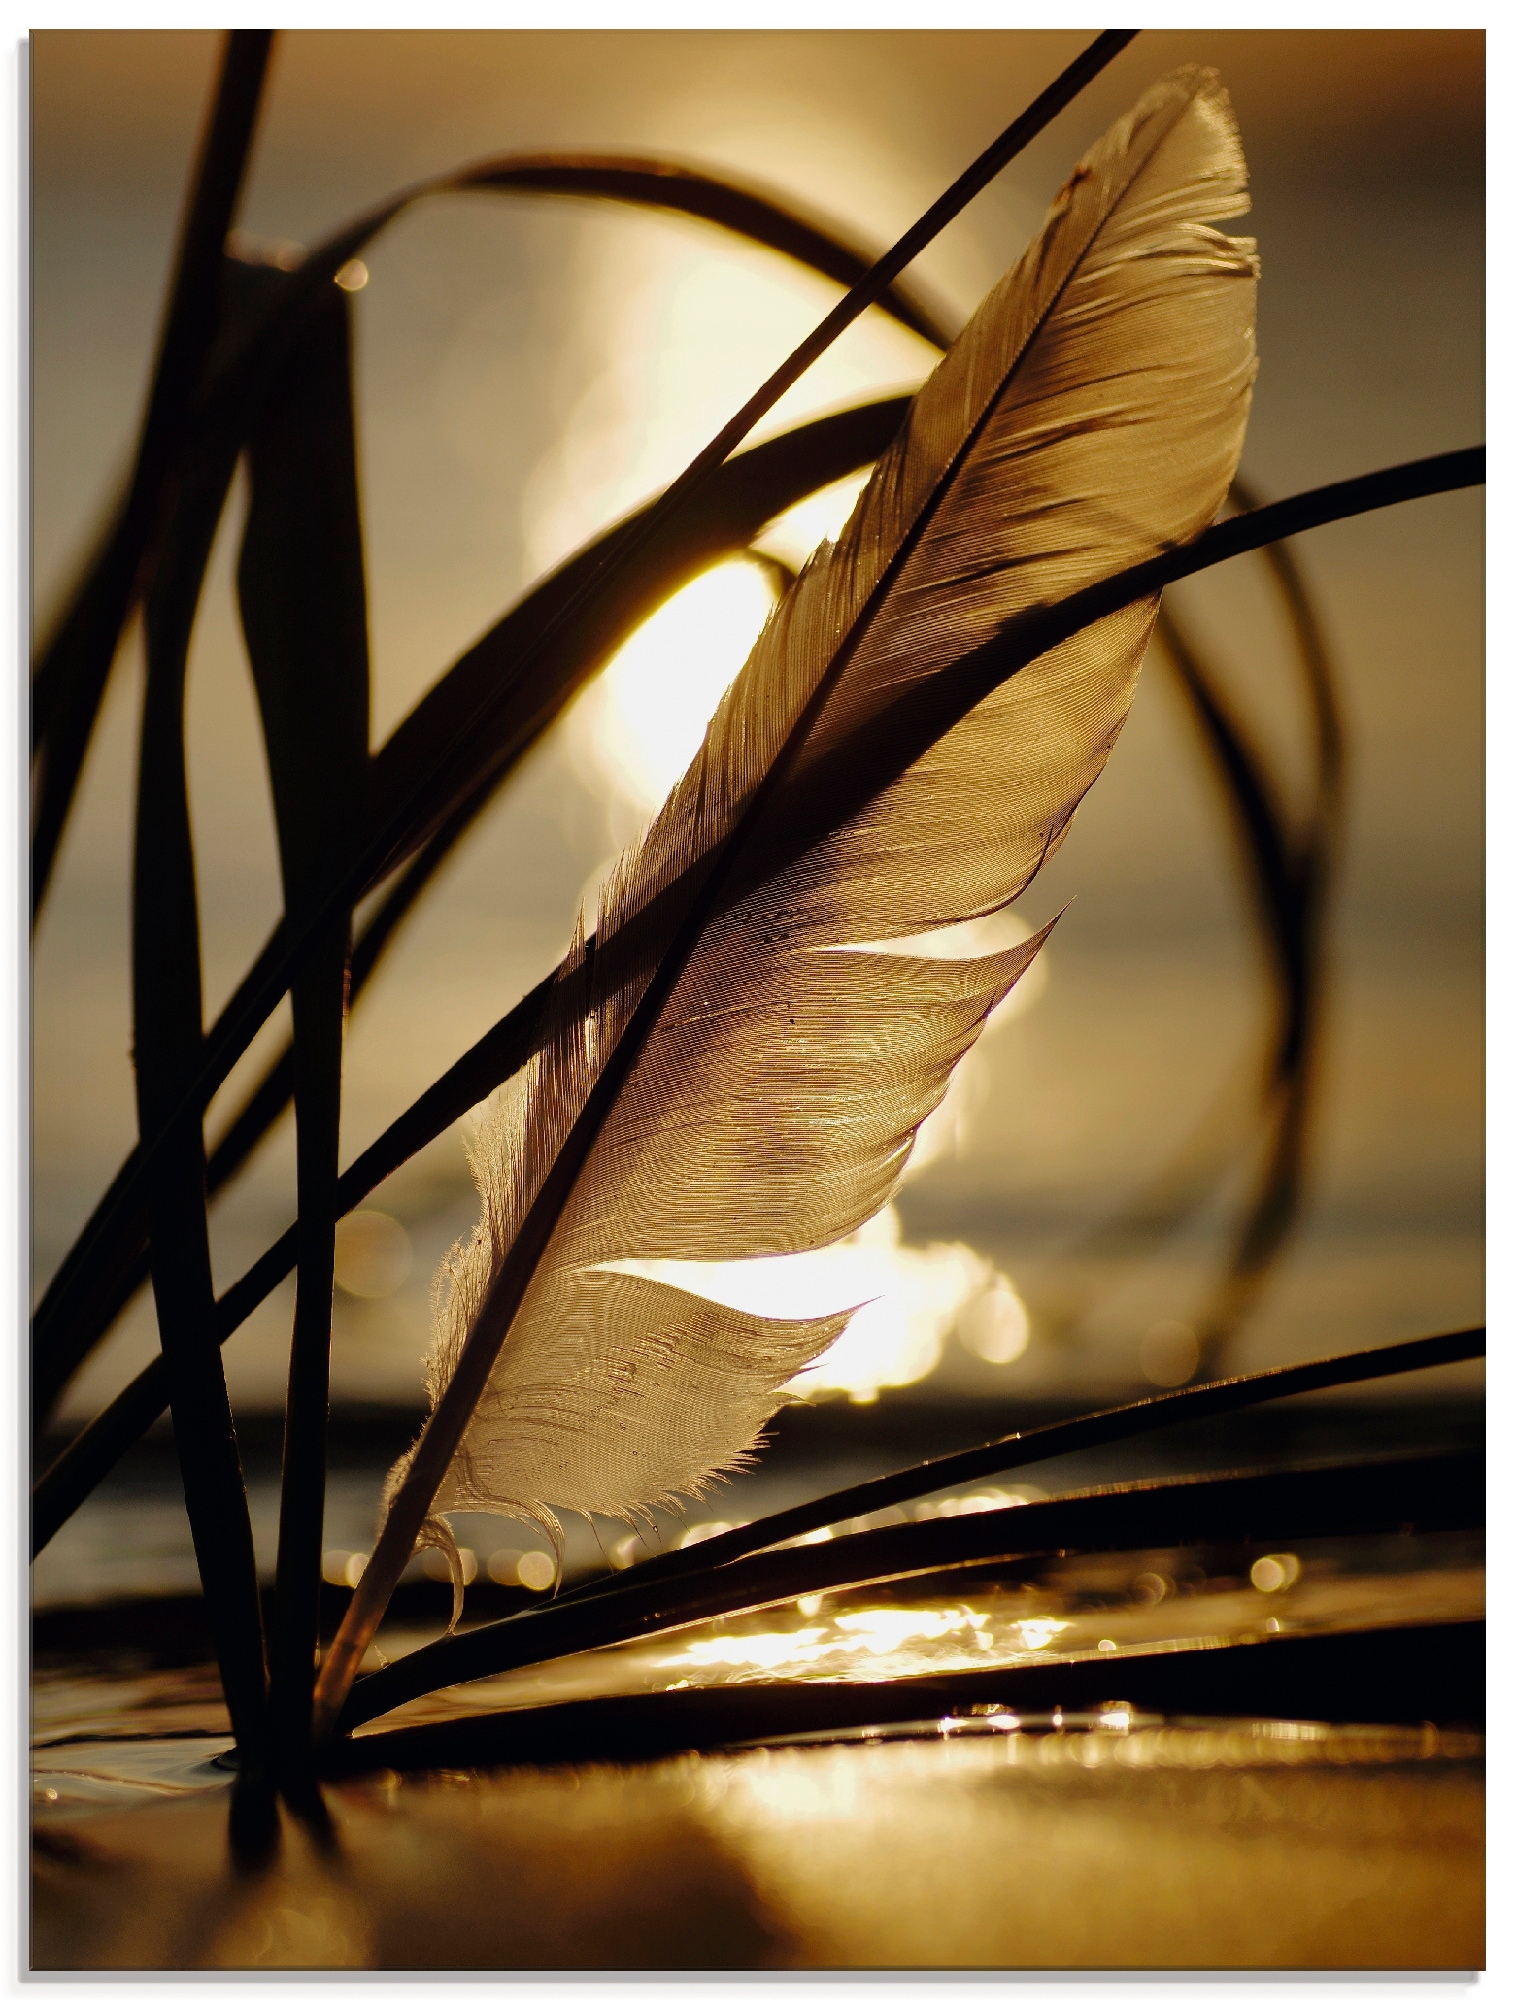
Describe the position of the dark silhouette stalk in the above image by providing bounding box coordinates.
[130,441,269,1779]
[32,31,275,918]
[342,1440,1482,1731]
[561,1325,1484,1606]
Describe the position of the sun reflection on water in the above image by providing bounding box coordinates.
[610,1200,1026,1403]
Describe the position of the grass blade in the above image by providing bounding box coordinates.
[236,286,371,1777]
[1033,478,1351,1354]
[31,31,274,920]
[331,1621,1484,1772]
[340,1445,1482,1730]
[130,438,269,1779]
[453,153,955,347]
[1188,476,1349,1375]
[561,1325,1484,1607]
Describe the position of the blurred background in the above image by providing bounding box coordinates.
[31,30,1483,1603]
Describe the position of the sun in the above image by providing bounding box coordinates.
[573,556,781,820]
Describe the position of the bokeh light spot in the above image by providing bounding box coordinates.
[333,1210,412,1299]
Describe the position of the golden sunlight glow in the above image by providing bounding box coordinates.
[653,1600,1085,1687]
[569,466,877,832]
[1013,1618,1072,1651]
[681,1603,989,1675]
[611,1201,1027,1403]
[956,1277,1031,1366]
[1250,1553,1302,1593]
[524,221,933,582]
[750,468,873,571]
[332,1209,412,1300]
[830,1606,988,1649]
[572,557,779,821]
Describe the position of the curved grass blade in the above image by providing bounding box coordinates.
[29,86,982,965]
[1156,603,1312,1370]
[34,135,950,922]
[560,1324,1484,1608]
[440,153,955,347]
[1235,469,1346,854]
[31,31,274,921]
[31,397,911,1428]
[1034,603,1300,1324]
[340,1443,1482,1731]
[331,1621,1485,1774]
[1032,477,1351,1356]
[236,285,371,1774]
[31,455,1485,1549]
[130,433,269,1778]
[1189,475,1348,1376]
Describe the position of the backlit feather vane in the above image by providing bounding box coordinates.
[372,68,1257,1631]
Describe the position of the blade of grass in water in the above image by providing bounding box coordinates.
[1189,475,1348,1376]
[236,286,372,1778]
[331,1622,1485,1773]
[1157,603,1313,1373]
[340,1442,1483,1731]
[560,1325,1485,1608]
[1034,480,1349,1352]
[131,430,269,1779]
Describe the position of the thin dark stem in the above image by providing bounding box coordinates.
[131,446,269,1774]
[559,1324,1484,1606]
[1187,476,1348,1378]
[271,928,349,1779]
[342,1442,1482,1732]
[234,283,372,1786]
[330,1621,1486,1773]
[461,154,958,349]
[31,30,275,919]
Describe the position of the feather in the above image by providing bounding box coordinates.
[361,68,1258,1640]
